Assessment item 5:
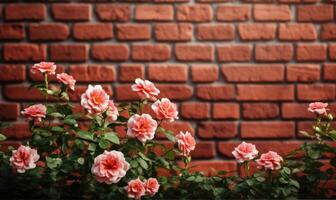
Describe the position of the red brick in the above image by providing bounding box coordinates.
[1,122,31,139]
[191,142,216,158]
[0,24,24,40]
[3,44,46,61]
[321,24,336,40]
[330,44,336,60]
[29,23,69,41]
[243,103,279,119]
[157,84,193,101]
[184,161,237,176]
[297,5,334,22]
[177,5,212,22]
[279,0,319,2]
[324,64,336,81]
[96,4,130,22]
[132,44,170,61]
[175,44,214,61]
[217,45,252,62]
[0,102,20,120]
[69,85,112,102]
[0,65,25,82]
[237,85,294,101]
[282,103,315,119]
[52,4,90,21]
[119,64,144,82]
[196,24,234,41]
[286,64,320,82]
[91,44,129,61]
[50,44,88,62]
[254,5,291,21]
[29,65,65,82]
[219,141,302,158]
[157,121,194,138]
[212,103,239,119]
[180,102,209,119]
[296,44,327,61]
[116,24,150,41]
[217,5,250,21]
[222,64,284,82]
[3,84,45,101]
[154,23,192,42]
[4,4,46,21]
[148,64,188,82]
[196,85,235,100]
[297,84,335,101]
[135,5,173,21]
[73,23,113,40]
[238,23,276,40]
[191,64,218,83]
[279,23,317,41]
[198,122,237,139]
[115,84,141,101]
[255,44,293,61]
[68,65,115,82]
[154,0,189,2]
[241,122,295,139]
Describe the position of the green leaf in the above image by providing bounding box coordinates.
[283,167,291,175]
[162,129,176,142]
[49,112,64,118]
[64,118,77,126]
[77,157,85,165]
[137,158,148,170]
[103,132,120,144]
[289,179,300,188]
[88,143,96,152]
[76,131,95,141]
[256,177,266,182]
[46,157,62,169]
[99,139,110,149]
[51,126,65,133]
[139,152,150,161]
[0,134,6,141]
[186,176,195,181]
[328,131,336,141]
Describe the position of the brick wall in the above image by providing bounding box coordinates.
[0,0,336,173]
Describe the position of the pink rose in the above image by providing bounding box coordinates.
[232,142,259,163]
[81,85,110,114]
[176,131,196,156]
[106,100,119,122]
[91,150,129,184]
[308,102,328,115]
[256,151,283,171]
[126,178,146,199]
[145,178,160,197]
[151,98,178,122]
[31,62,56,75]
[10,145,40,173]
[57,73,76,91]
[131,78,160,100]
[127,114,157,143]
[21,104,47,122]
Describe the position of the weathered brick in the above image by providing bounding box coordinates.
[119,64,144,82]
[324,64,336,81]
[0,102,20,120]
[243,103,279,119]
[212,103,239,119]
[217,5,250,21]
[1,122,31,139]
[255,44,293,61]
[3,44,46,61]
[0,65,25,82]
[148,64,188,82]
[198,122,237,139]
[282,103,315,119]
[91,44,129,61]
[296,44,327,61]
[175,44,214,61]
[239,23,276,40]
[330,44,336,60]
[191,64,218,83]
[52,4,90,21]
[0,24,24,40]
[297,5,334,22]
[217,45,252,62]
[135,5,173,21]
[154,23,192,41]
[196,24,234,41]
[29,23,69,41]
[241,122,295,138]
[181,102,209,119]
[297,84,335,101]
[237,85,294,101]
[116,24,150,41]
[68,65,116,82]
[50,44,88,62]
[286,64,320,82]
[132,44,170,61]
[73,23,113,40]
[279,23,317,41]
[196,85,235,100]
[157,84,193,101]
[5,4,46,21]
[321,24,336,40]
[177,5,212,22]
[96,4,130,22]
[254,5,291,21]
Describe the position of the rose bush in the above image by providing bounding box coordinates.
[0,62,335,199]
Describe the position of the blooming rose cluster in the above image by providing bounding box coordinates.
[10,145,40,173]
[126,178,160,199]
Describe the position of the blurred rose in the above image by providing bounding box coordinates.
[232,142,258,163]
[126,178,146,199]
[308,102,328,115]
[256,151,283,170]
[10,145,40,173]
[176,131,196,156]
[106,100,119,122]
[57,73,76,91]
[31,62,56,75]
[21,104,46,122]
[145,178,160,197]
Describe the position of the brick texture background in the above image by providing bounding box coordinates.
[0,0,336,174]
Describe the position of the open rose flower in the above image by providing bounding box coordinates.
[10,145,40,173]
[126,178,146,199]
[31,62,56,75]
[57,73,76,91]
[151,98,178,122]
[91,150,129,184]
[127,114,157,143]
[256,151,283,171]
[106,100,119,122]
[131,78,160,101]
[21,104,46,122]
[145,178,160,197]
[176,131,196,156]
[81,85,110,114]
[308,102,328,115]
[232,142,259,163]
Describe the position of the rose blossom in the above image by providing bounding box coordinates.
[56,73,76,91]
[31,62,56,75]
[232,142,259,163]
[106,100,119,122]
[127,114,158,143]
[256,151,283,171]
[176,131,196,156]
[145,178,160,197]
[81,85,110,114]
[10,145,40,173]
[131,78,160,100]
[21,104,47,122]
[91,150,129,184]
[126,178,146,199]
[308,102,329,115]
[151,98,178,122]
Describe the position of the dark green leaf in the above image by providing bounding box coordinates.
[99,139,110,149]
[103,132,120,144]
[51,126,65,133]
[46,157,62,169]
[137,158,148,170]
[77,131,95,141]
[0,134,6,141]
